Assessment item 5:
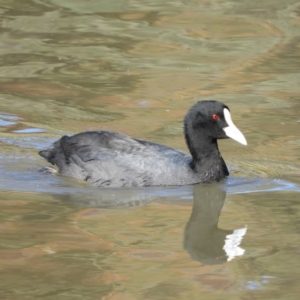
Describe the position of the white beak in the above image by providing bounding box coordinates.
[223,108,247,145]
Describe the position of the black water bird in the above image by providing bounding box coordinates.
[39,100,247,187]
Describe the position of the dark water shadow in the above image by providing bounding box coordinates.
[184,184,246,265]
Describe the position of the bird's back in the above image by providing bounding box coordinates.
[39,131,193,187]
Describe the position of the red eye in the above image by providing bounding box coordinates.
[212,114,219,120]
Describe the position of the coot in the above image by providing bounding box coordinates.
[39,100,247,187]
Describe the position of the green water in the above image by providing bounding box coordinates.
[0,0,300,299]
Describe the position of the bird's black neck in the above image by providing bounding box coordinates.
[185,129,229,181]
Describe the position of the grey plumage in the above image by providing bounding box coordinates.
[39,101,245,187]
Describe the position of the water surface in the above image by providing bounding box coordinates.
[0,0,300,299]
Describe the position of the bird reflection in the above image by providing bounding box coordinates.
[54,187,155,208]
[184,184,247,265]
[52,182,247,264]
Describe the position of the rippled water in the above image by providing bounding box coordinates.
[1,0,300,299]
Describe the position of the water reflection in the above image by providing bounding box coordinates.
[54,182,248,265]
[56,187,156,208]
[184,184,246,265]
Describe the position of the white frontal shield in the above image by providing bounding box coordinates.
[223,108,247,145]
